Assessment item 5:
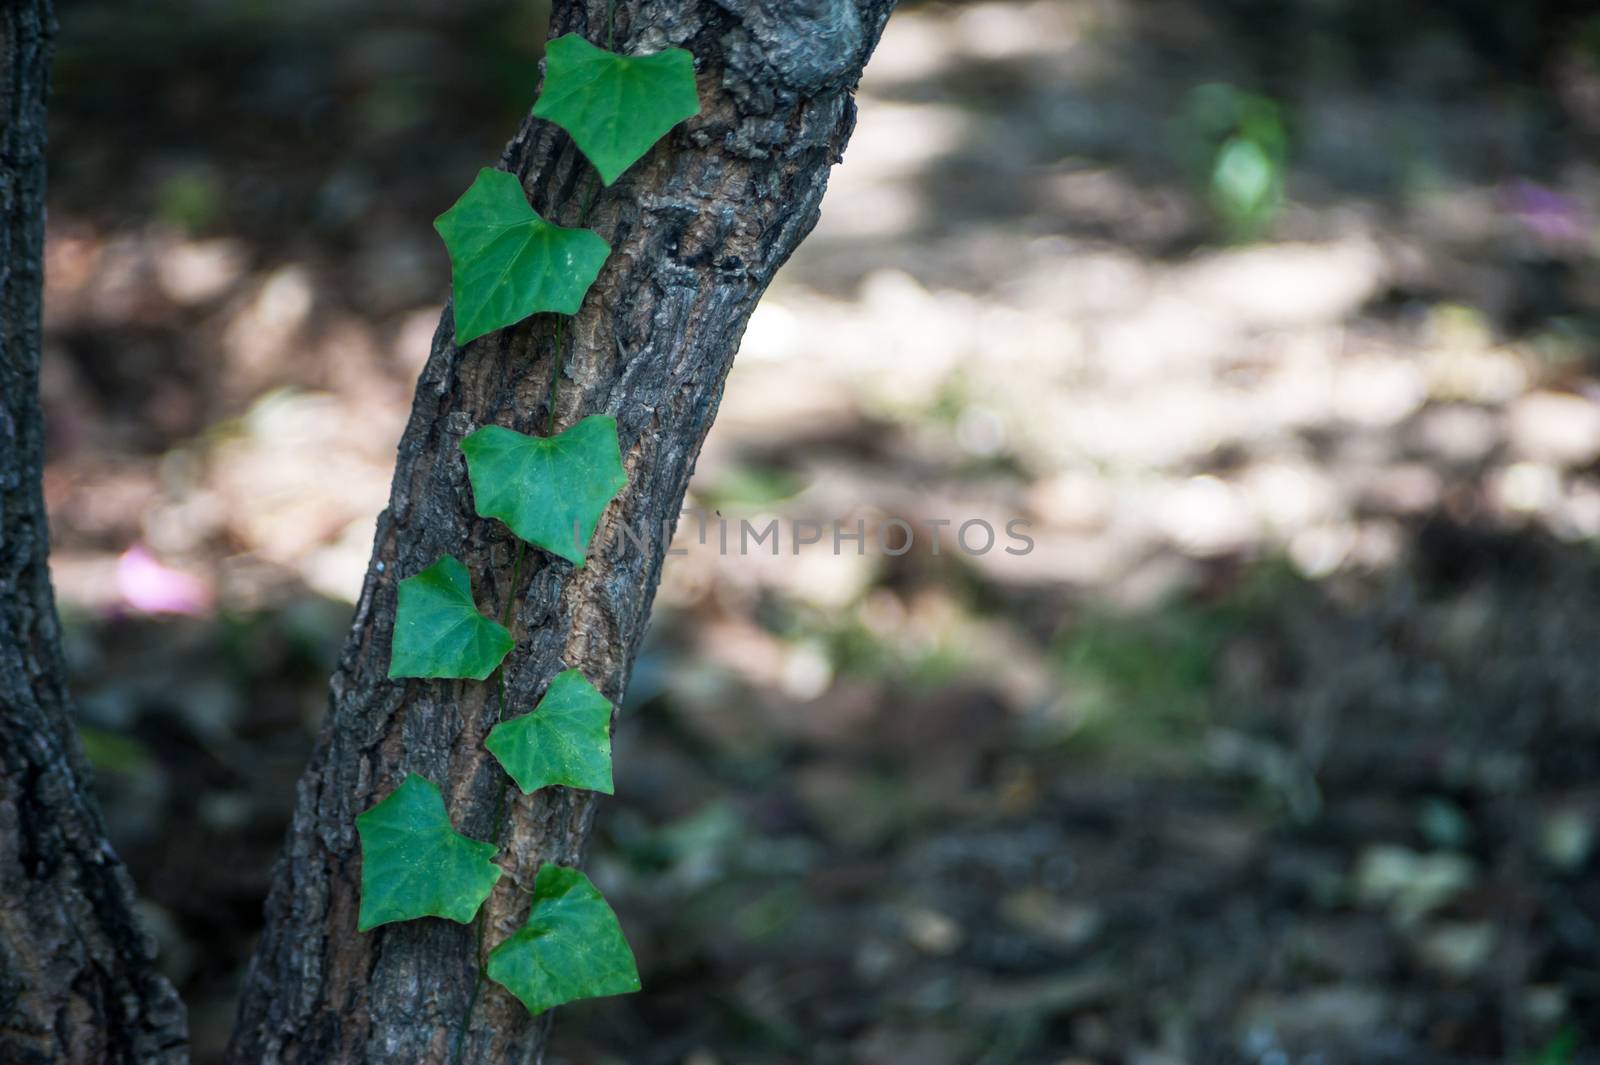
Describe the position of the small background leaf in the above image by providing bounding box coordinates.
[485,864,640,1015]
[434,167,611,343]
[532,34,699,185]
[356,774,503,931]
[461,416,628,566]
[388,555,513,680]
[486,669,615,794]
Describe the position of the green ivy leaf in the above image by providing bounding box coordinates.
[485,864,640,1015]
[460,415,628,567]
[434,167,611,344]
[486,669,614,795]
[532,34,700,186]
[356,774,503,932]
[388,555,513,680]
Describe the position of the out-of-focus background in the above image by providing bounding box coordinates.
[43,1,1600,1062]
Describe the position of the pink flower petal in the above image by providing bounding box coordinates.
[115,546,213,616]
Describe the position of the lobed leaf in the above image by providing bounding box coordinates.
[532,34,700,186]
[485,864,640,1015]
[388,555,513,680]
[486,669,614,795]
[434,167,611,344]
[356,774,503,932]
[460,416,628,567]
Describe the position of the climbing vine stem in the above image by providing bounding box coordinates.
[360,22,702,1033]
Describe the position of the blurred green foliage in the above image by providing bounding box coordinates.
[1183,83,1289,239]
[1527,1029,1578,1065]
[1050,561,1302,762]
[155,168,224,234]
[695,464,805,511]
[77,726,155,774]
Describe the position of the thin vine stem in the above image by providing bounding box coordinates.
[454,143,597,1065]
[545,171,605,437]
[547,316,567,436]
[448,533,526,1065]
[546,0,613,440]
[500,540,526,633]
[450,10,625,1056]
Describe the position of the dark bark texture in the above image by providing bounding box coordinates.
[0,1,190,1062]
[229,1,895,1062]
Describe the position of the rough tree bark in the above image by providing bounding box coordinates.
[0,1,190,1062]
[229,1,895,1062]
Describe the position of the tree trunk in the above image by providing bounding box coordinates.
[0,2,190,1062]
[229,1,894,1062]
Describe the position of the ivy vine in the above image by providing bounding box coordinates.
[358,29,701,1023]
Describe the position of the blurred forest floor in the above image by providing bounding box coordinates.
[41,1,1600,1062]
